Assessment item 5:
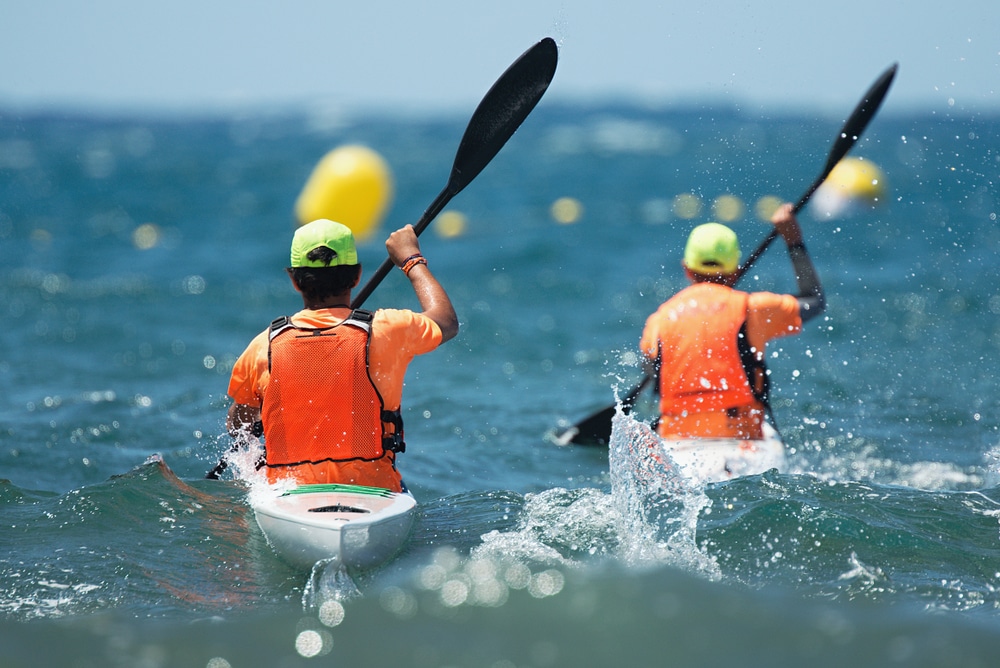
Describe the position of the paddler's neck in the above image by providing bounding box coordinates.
[302,291,353,311]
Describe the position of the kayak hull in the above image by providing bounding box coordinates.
[661,422,786,483]
[252,484,417,572]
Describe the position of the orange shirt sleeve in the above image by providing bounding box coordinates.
[640,308,665,360]
[227,329,270,407]
[641,289,801,361]
[746,291,802,352]
[368,308,443,409]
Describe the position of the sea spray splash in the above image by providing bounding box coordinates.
[220,431,270,490]
[476,487,621,563]
[608,409,720,578]
[303,560,362,609]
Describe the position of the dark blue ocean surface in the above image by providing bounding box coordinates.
[2,100,1000,665]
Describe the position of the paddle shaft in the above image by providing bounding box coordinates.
[351,188,450,308]
[561,62,897,445]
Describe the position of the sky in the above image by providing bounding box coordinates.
[1,0,998,116]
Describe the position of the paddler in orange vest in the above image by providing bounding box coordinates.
[640,203,824,440]
[223,219,458,491]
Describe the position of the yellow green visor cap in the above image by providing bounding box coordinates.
[290,219,359,268]
[683,222,741,274]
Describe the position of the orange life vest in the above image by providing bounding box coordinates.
[653,283,766,416]
[260,309,404,472]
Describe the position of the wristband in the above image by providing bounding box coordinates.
[401,254,427,276]
[787,242,807,251]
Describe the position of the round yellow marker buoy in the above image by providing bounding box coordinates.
[754,195,783,221]
[824,157,886,200]
[812,157,886,218]
[672,193,702,220]
[550,197,583,224]
[712,195,745,223]
[435,210,467,238]
[132,223,161,250]
[294,145,394,240]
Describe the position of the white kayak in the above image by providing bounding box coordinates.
[661,422,786,483]
[252,483,417,572]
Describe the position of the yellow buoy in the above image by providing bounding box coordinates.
[754,195,783,221]
[711,195,745,223]
[294,145,394,240]
[823,157,886,200]
[132,223,161,250]
[812,157,887,218]
[435,210,467,238]
[550,197,584,224]
[672,193,702,220]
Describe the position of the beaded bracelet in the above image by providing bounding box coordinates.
[401,254,427,276]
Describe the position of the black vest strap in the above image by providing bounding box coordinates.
[381,409,405,453]
[736,322,781,435]
[346,308,374,329]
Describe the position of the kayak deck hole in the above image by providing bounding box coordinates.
[308,504,370,514]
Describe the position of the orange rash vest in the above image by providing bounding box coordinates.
[262,311,393,470]
[640,283,802,439]
[228,307,443,490]
[652,283,757,414]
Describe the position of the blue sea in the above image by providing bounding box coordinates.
[3,92,1000,667]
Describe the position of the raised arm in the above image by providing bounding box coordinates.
[771,203,825,323]
[385,225,459,342]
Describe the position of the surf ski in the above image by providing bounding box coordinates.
[661,421,786,483]
[252,483,417,572]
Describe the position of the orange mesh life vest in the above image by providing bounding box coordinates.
[261,309,404,471]
[654,283,763,415]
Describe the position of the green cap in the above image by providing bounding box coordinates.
[289,219,358,268]
[683,222,740,274]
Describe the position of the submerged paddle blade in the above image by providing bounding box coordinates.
[552,405,616,446]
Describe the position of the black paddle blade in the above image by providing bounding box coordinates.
[552,405,616,446]
[794,62,898,212]
[351,38,558,309]
[446,37,559,203]
[735,62,898,282]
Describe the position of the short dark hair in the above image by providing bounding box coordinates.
[688,269,738,286]
[287,247,360,301]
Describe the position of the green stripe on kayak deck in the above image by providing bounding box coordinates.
[282,483,394,497]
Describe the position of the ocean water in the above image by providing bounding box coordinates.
[2,97,1000,667]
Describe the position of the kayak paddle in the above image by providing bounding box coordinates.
[351,36,559,308]
[732,62,898,283]
[207,37,558,479]
[556,62,898,446]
